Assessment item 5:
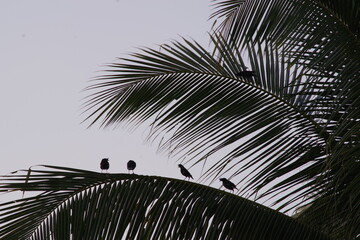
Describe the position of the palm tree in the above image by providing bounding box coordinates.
[83,35,359,239]
[0,0,358,239]
[83,0,359,238]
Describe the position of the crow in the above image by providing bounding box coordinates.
[235,70,255,78]
[220,178,237,191]
[178,164,193,180]
[100,158,109,173]
[127,160,136,174]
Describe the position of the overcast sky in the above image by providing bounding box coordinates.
[0,1,213,181]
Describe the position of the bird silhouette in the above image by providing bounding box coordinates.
[178,164,193,180]
[220,178,237,191]
[100,158,109,173]
[127,160,136,174]
[235,70,255,78]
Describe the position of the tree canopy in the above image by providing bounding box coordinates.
[0,0,359,239]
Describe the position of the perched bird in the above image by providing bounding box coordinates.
[235,70,255,78]
[127,160,136,174]
[220,178,237,191]
[178,164,193,180]
[100,158,109,173]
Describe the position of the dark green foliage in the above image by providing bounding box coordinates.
[0,166,332,240]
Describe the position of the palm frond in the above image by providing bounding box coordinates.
[0,165,332,240]
[83,36,333,212]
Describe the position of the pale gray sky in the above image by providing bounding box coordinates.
[0,1,213,180]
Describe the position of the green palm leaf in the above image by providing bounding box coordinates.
[0,165,332,240]
[84,36,330,211]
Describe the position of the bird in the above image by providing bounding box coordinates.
[127,160,136,174]
[178,164,193,180]
[100,158,109,173]
[235,69,255,78]
[220,178,238,191]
